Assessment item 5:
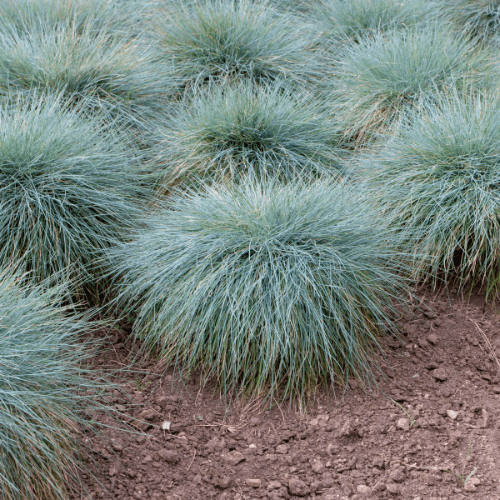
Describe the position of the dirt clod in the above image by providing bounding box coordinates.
[72,292,500,500]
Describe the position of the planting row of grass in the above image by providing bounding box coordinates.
[4,1,500,497]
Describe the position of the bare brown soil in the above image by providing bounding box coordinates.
[73,291,500,500]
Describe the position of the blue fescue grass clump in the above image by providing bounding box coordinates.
[153,82,343,186]
[438,0,500,44]
[152,0,320,90]
[109,180,410,402]
[0,23,167,129]
[0,94,147,290]
[311,0,433,44]
[330,24,490,142]
[0,0,147,38]
[0,271,111,500]
[360,88,500,296]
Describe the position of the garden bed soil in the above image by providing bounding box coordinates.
[74,291,500,500]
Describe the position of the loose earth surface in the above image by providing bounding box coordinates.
[73,290,500,500]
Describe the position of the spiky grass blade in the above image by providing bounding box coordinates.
[330,24,490,142]
[0,94,147,290]
[154,82,343,186]
[361,88,500,295]
[152,0,320,90]
[0,271,111,500]
[110,180,410,403]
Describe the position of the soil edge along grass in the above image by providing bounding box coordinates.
[109,179,410,403]
[0,271,112,500]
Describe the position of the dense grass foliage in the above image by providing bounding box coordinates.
[0,94,146,290]
[152,0,319,91]
[438,0,500,43]
[154,83,342,186]
[110,180,410,402]
[0,272,110,500]
[361,89,500,295]
[331,25,488,142]
[0,0,147,37]
[312,0,433,44]
[0,23,166,128]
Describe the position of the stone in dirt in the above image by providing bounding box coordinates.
[224,451,245,466]
[464,477,480,492]
[268,480,282,490]
[245,478,261,488]
[396,418,410,431]
[446,409,458,420]
[481,408,489,428]
[216,476,233,489]
[386,483,402,494]
[311,458,324,473]
[427,334,439,345]
[276,444,289,454]
[357,484,371,495]
[431,367,448,382]
[157,449,180,464]
[288,477,310,496]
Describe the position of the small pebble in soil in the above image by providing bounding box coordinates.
[224,451,245,466]
[246,478,261,488]
[311,458,324,473]
[431,367,448,382]
[288,477,310,496]
[446,410,458,420]
[427,333,439,345]
[386,483,402,494]
[216,476,233,489]
[268,480,282,490]
[396,418,410,431]
[357,484,371,495]
[464,477,481,491]
[276,444,289,454]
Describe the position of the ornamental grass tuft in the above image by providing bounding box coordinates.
[0,0,147,38]
[0,23,166,129]
[438,0,500,44]
[154,82,343,186]
[360,88,500,296]
[110,180,410,402]
[0,94,147,290]
[330,24,489,143]
[312,0,433,44]
[152,0,319,91]
[0,271,111,500]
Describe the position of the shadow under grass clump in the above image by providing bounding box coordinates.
[360,88,500,297]
[437,0,500,44]
[330,23,490,144]
[0,93,148,292]
[109,180,410,404]
[152,0,320,92]
[153,82,343,187]
[0,271,112,500]
[0,23,168,130]
[311,0,433,45]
